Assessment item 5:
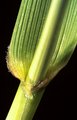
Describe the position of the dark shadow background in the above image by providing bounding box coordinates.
[0,1,77,120]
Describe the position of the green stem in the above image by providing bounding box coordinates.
[6,84,44,120]
[6,0,63,120]
[25,0,63,86]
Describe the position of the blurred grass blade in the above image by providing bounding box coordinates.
[46,0,77,80]
[24,0,77,89]
[7,0,52,81]
[7,0,77,84]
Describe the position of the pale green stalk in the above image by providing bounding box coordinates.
[6,85,44,120]
[6,0,63,119]
[6,0,77,120]
[24,0,63,93]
